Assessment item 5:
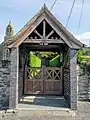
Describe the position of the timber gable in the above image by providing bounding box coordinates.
[6,4,83,49]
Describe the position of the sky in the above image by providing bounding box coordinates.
[0,0,90,46]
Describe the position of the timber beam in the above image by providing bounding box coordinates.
[23,39,65,44]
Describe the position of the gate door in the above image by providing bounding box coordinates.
[24,66,43,94]
[24,66,63,95]
[44,67,62,95]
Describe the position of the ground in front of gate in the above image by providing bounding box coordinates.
[0,101,90,120]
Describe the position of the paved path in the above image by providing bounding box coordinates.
[0,101,90,120]
[19,96,69,110]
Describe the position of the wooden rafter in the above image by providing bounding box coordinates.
[43,21,46,38]
[34,30,43,38]
[23,38,64,43]
[46,30,54,39]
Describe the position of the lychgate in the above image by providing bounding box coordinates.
[2,5,84,110]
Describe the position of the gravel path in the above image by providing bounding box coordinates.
[0,101,90,120]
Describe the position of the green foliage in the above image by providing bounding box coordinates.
[34,51,63,67]
[77,47,90,74]
[77,48,90,64]
[29,53,41,78]
[29,53,41,67]
[29,52,62,67]
[34,51,59,59]
[50,55,62,67]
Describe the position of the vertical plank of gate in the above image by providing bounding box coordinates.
[43,21,46,38]
[43,66,45,95]
[40,67,43,94]
[52,68,54,93]
[60,66,63,95]
[32,67,33,93]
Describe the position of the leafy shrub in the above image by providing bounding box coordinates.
[77,47,90,75]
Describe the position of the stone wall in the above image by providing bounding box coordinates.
[88,76,90,100]
[64,49,77,110]
[0,44,3,60]
[0,61,10,109]
[88,76,90,101]
[69,49,77,110]
[78,65,90,101]
[9,47,19,109]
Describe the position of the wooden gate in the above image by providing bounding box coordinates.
[24,66,63,95]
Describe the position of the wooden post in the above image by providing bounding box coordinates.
[24,65,27,94]
[43,21,46,38]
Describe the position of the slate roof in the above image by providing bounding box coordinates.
[4,4,84,49]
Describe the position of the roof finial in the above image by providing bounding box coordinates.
[9,21,11,25]
[43,3,47,9]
